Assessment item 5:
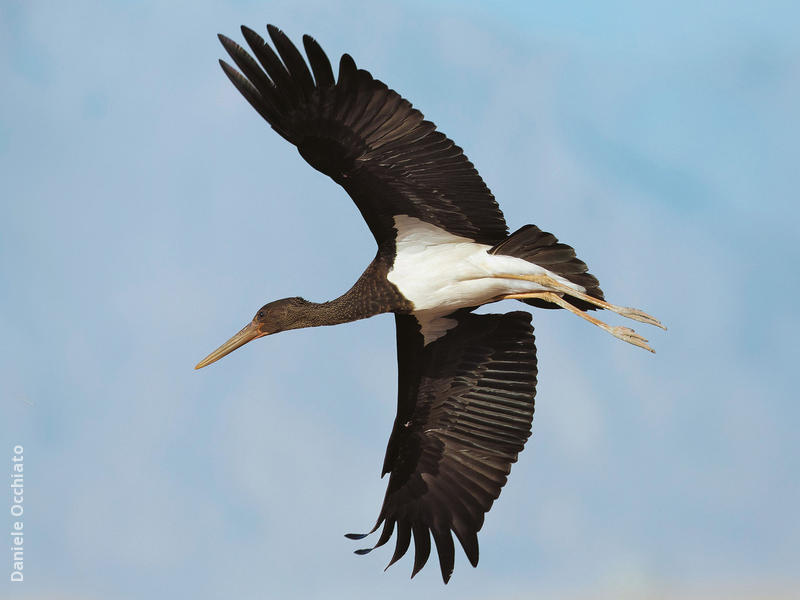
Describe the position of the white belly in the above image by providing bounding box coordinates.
[387,215,585,344]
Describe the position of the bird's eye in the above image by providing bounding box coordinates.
[257,310,265,319]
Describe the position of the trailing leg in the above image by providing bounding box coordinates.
[502,290,656,353]
[497,272,665,330]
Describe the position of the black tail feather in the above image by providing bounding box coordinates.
[490,225,604,311]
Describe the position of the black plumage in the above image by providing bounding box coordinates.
[197,23,662,584]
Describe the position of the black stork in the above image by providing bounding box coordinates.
[196,25,664,583]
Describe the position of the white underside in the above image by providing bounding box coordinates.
[387,215,586,345]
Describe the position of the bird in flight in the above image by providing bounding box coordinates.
[196,24,664,583]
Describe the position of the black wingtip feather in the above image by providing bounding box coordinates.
[410,524,431,578]
[454,528,480,568]
[302,34,335,88]
[217,33,239,56]
[239,26,289,82]
[432,529,455,583]
[266,24,315,99]
[374,519,395,549]
[240,24,264,47]
[339,53,357,77]
[385,522,411,570]
[218,34,277,98]
[344,532,369,540]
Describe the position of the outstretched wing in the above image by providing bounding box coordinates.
[348,311,537,582]
[218,25,508,246]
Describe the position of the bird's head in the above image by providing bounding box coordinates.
[194,296,312,369]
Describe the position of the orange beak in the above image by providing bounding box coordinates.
[194,321,263,369]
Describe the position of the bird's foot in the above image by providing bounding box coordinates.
[501,287,659,353]
[608,325,654,353]
[497,272,665,330]
[606,305,665,330]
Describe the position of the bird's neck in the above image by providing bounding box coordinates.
[303,294,378,328]
[298,255,412,328]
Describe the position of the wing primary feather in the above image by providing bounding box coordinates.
[432,528,455,583]
[453,528,479,568]
[386,522,412,570]
[240,25,298,107]
[410,523,431,578]
[302,34,335,87]
[266,24,315,100]
[217,35,275,98]
[374,519,396,549]
[332,54,359,123]
[217,60,276,124]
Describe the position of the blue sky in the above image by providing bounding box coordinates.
[2,1,798,598]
